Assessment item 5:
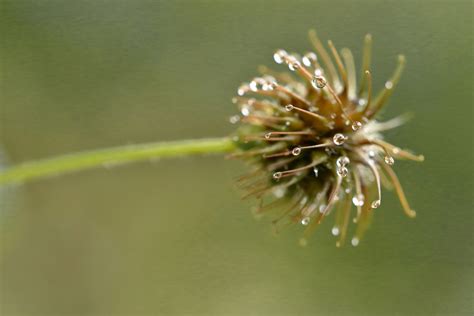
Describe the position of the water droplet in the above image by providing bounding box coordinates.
[273,49,287,64]
[273,172,282,180]
[345,188,351,194]
[331,227,340,236]
[351,237,360,247]
[336,156,350,167]
[249,80,258,92]
[240,106,250,116]
[301,217,310,225]
[358,98,367,106]
[312,76,327,89]
[291,147,301,156]
[392,147,400,154]
[229,115,240,124]
[288,60,301,71]
[237,84,248,96]
[384,156,395,165]
[371,200,381,209]
[273,187,286,198]
[313,167,319,177]
[351,121,362,131]
[352,194,365,206]
[368,150,376,158]
[314,69,323,77]
[264,132,272,139]
[337,166,349,178]
[285,104,294,111]
[319,204,326,213]
[333,133,346,145]
[302,52,317,67]
[385,81,393,89]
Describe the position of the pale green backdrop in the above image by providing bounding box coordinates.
[0,1,472,315]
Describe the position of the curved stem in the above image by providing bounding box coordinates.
[0,137,235,186]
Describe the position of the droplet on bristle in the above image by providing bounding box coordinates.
[385,81,394,89]
[319,204,326,213]
[273,172,282,180]
[371,200,381,209]
[368,150,376,158]
[285,104,294,111]
[333,133,346,145]
[292,147,301,156]
[384,156,395,165]
[249,80,258,92]
[331,227,340,236]
[336,156,350,167]
[229,115,240,124]
[241,106,250,116]
[351,237,360,247]
[392,147,401,154]
[301,217,310,225]
[288,59,301,71]
[312,76,327,89]
[237,84,248,96]
[273,49,287,64]
[337,166,349,177]
[352,194,365,206]
[314,69,323,77]
[313,167,319,177]
[352,121,362,131]
[302,52,317,67]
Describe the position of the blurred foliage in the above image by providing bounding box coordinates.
[0,0,472,315]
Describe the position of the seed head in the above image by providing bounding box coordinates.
[230,30,424,247]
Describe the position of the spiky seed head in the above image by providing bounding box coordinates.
[229,30,424,247]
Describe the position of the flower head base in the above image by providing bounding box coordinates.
[230,30,424,247]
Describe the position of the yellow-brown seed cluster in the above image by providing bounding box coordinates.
[230,30,424,247]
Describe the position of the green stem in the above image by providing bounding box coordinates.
[0,137,235,186]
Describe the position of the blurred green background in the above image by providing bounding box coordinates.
[0,1,472,315]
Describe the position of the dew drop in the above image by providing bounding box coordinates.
[237,84,248,96]
[392,147,401,154]
[273,49,287,64]
[312,76,327,89]
[288,60,301,71]
[333,133,346,145]
[285,104,294,111]
[319,204,326,213]
[371,200,381,209]
[368,150,376,158]
[229,115,240,124]
[273,172,282,180]
[336,156,350,167]
[314,69,323,77]
[331,227,340,236]
[384,156,395,165]
[352,194,365,206]
[301,217,310,225]
[385,81,394,89]
[351,237,360,247]
[337,166,349,178]
[351,121,362,131]
[291,147,301,156]
[313,167,319,177]
[358,98,367,106]
[249,80,258,92]
[240,106,250,116]
[302,52,317,67]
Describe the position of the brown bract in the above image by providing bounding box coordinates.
[229,29,424,247]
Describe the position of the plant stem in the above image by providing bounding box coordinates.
[0,137,235,186]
